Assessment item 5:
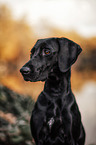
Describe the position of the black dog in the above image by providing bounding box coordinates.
[20,37,85,145]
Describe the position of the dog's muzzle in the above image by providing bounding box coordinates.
[20,66,33,81]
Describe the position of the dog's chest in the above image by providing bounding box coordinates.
[44,98,63,130]
[37,92,64,131]
[47,117,55,129]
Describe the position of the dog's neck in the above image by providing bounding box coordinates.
[44,68,71,98]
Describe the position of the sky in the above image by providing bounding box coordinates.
[0,0,96,37]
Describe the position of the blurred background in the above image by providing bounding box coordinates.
[0,0,96,145]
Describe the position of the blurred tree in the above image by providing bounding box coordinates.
[0,4,35,70]
[0,4,37,82]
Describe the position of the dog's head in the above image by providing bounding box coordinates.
[20,37,82,82]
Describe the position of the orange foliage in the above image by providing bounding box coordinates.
[0,5,36,62]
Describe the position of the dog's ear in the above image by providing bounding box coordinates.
[57,38,82,72]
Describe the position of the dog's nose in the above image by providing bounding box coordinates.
[20,67,31,75]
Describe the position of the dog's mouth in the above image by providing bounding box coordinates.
[22,74,39,82]
[20,65,50,82]
[23,76,32,82]
[22,73,47,82]
[22,70,57,82]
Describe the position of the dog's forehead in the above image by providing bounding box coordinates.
[32,38,58,52]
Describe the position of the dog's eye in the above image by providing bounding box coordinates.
[44,49,51,55]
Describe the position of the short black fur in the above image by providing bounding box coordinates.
[20,37,85,145]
